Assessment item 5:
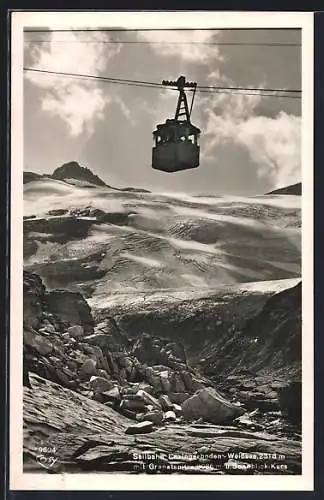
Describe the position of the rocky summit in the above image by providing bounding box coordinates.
[22,168,302,475]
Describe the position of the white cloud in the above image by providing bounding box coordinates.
[141,89,179,123]
[235,112,301,188]
[42,83,108,136]
[202,82,301,188]
[138,29,223,64]
[24,30,130,136]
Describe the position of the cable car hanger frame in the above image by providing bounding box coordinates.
[152,76,201,174]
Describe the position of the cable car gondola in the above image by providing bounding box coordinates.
[152,76,201,173]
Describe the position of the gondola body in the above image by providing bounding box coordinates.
[152,76,201,173]
[152,119,200,173]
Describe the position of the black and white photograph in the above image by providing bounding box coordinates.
[10,11,314,491]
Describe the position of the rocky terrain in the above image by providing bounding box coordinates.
[267,183,301,196]
[22,163,302,474]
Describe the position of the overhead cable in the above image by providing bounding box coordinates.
[23,67,302,99]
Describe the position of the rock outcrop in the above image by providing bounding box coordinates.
[46,290,94,336]
[23,271,94,335]
[23,272,302,424]
[199,281,302,378]
[51,161,106,187]
[23,272,219,429]
[23,372,302,474]
[278,380,302,424]
[182,387,244,424]
[23,171,46,184]
[22,271,302,475]
[23,272,46,330]
[266,183,301,196]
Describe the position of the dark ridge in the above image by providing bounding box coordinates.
[266,182,301,195]
[23,171,47,184]
[119,187,151,193]
[51,161,107,187]
[207,281,302,376]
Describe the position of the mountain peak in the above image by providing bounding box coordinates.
[266,182,301,195]
[52,161,106,187]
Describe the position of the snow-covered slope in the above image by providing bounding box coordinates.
[24,177,301,306]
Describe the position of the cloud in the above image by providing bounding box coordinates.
[138,29,223,64]
[41,84,108,136]
[201,76,301,189]
[138,89,179,124]
[24,30,131,136]
[234,112,301,188]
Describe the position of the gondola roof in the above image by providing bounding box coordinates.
[153,119,201,136]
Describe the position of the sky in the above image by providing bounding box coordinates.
[23,28,301,195]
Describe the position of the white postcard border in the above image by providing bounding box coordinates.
[10,10,314,491]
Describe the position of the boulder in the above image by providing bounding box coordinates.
[83,345,109,372]
[159,371,171,393]
[24,330,53,356]
[40,322,57,334]
[121,393,143,401]
[267,391,278,399]
[191,376,208,392]
[46,289,94,335]
[66,359,78,371]
[136,364,147,380]
[145,367,162,392]
[138,382,155,395]
[132,334,169,366]
[67,325,84,338]
[125,421,154,435]
[271,381,287,390]
[181,371,193,391]
[84,333,118,350]
[145,410,163,425]
[55,369,77,388]
[91,392,108,403]
[89,376,115,393]
[168,392,190,404]
[101,386,121,403]
[170,372,186,393]
[255,385,273,395]
[119,368,127,381]
[124,357,136,378]
[165,341,187,363]
[164,410,176,422]
[48,355,62,365]
[96,369,110,379]
[240,380,257,390]
[172,404,182,416]
[159,395,173,411]
[182,387,244,424]
[79,358,97,378]
[151,365,171,372]
[121,383,140,396]
[95,321,114,334]
[120,399,146,412]
[136,390,162,411]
